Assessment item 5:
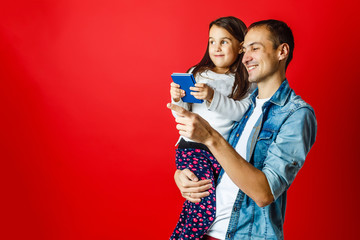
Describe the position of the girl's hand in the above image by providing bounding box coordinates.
[190,83,214,103]
[170,82,185,102]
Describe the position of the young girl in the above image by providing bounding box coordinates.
[170,17,253,240]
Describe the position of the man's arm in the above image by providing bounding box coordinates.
[168,103,274,207]
[261,107,317,200]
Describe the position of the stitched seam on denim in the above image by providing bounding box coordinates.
[225,191,244,240]
[247,199,255,237]
[263,207,268,239]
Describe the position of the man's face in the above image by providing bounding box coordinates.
[242,26,280,83]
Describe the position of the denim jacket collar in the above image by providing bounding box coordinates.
[249,79,291,107]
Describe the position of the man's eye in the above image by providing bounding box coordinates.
[253,47,259,51]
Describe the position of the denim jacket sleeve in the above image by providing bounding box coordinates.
[262,107,317,200]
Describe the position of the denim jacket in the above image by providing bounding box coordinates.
[218,79,317,240]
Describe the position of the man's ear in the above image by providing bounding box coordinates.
[278,43,290,61]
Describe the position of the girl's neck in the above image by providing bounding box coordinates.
[212,66,229,74]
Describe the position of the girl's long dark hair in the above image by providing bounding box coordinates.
[188,16,249,100]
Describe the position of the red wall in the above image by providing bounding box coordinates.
[1,0,359,239]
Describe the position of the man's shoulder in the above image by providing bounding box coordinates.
[267,87,316,131]
[267,79,314,116]
[280,88,315,116]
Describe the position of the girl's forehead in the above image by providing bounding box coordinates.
[209,25,233,38]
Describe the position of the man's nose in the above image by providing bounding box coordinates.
[242,51,251,64]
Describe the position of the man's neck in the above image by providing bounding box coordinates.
[257,71,286,99]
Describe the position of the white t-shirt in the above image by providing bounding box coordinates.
[207,97,270,239]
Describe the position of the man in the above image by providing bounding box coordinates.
[168,20,317,240]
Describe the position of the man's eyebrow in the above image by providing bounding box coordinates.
[243,42,264,48]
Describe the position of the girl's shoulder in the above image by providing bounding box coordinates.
[197,69,235,81]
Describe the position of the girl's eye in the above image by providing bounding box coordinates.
[209,41,215,45]
[221,40,228,44]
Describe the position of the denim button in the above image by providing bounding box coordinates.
[236,134,239,137]
[227,233,231,238]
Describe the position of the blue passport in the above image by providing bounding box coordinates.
[171,73,203,104]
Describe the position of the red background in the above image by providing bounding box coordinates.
[1,0,359,239]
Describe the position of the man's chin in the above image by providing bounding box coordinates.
[248,77,258,83]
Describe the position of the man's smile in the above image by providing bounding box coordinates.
[246,64,258,72]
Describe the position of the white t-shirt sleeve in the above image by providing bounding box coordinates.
[207,90,251,121]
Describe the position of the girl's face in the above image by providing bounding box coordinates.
[208,25,242,74]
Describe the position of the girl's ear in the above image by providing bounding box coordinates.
[278,43,290,61]
[238,41,244,54]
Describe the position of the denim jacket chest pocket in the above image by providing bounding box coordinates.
[253,128,277,169]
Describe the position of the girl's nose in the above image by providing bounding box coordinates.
[215,43,221,51]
